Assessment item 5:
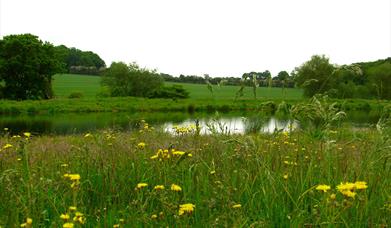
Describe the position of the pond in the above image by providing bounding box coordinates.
[0,110,383,136]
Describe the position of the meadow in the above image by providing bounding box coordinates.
[52,74,303,100]
[0,111,390,227]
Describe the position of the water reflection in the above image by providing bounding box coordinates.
[0,110,381,136]
[163,117,298,135]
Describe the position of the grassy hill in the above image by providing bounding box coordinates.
[52,74,303,100]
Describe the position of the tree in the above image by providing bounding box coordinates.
[0,34,61,100]
[293,55,335,97]
[101,62,163,97]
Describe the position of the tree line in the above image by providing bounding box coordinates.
[0,33,390,100]
[293,55,391,100]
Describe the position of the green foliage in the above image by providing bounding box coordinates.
[54,45,105,75]
[149,85,189,99]
[68,92,84,99]
[101,62,163,97]
[293,55,335,97]
[0,34,61,100]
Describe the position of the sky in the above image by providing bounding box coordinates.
[0,0,390,77]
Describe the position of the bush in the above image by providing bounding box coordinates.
[149,85,189,99]
[68,92,84,99]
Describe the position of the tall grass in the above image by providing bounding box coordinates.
[0,117,389,226]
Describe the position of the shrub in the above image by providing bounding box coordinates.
[68,92,84,99]
[149,85,189,99]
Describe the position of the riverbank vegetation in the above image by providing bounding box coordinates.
[0,104,390,226]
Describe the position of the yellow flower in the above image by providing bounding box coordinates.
[69,174,81,181]
[84,133,92,138]
[113,224,120,228]
[4,127,8,131]
[330,193,336,200]
[341,190,357,198]
[20,218,32,227]
[151,214,158,219]
[172,150,185,156]
[187,153,193,157]
[69,206,77,211]
[154,185,165,190]
[232,204,242,209]
[171,184,182,192]
[210,170,216,175]
[60,213,70,220]
[178,203,195,215]
[61,163,69,167]
[337,182,355,192]
[137,142,146,149]
[137,183,148,189]
[316,184,331,193]
[23,132,31,138]
[150,154,159,160]
[63,223,74,228]
[3,143,13,149]
[283,174,289,180]
[354,181,368,190]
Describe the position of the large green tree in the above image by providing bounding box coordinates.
[0,34,61,100]
[293,55,335,97]
[101,62,163,97]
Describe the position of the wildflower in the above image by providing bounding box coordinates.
[137,183,148,189]
[113,225,120,228]
[84,133,92,138]
[151,214,158,219]
[12,135,21,139]
[20,218,33,227]
[4,127,8,131]
[60,213,70,220]
[61,163,69,167]
[283,174,288,180]
[150,155,159,160]
[316,184,331,193]
[187,153,193,157]
[232,204,242,209]
[3,143,13,149]
[354,181,368,190]
[210,170,216,175]
[73,212,85,224]
[69,206,77,211]
[178,203,195,216]
[342,190,357,198]
[330,193,336,200]
[337,182,355,192]
[154,185,165,190]
[137,142,146,150]
[171,184,182,192]
[119,219,125,223]
[23,132,31,138]
[63,223,74,228]
[172,150,185,156]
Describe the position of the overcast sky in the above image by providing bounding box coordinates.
[0,0,390,77]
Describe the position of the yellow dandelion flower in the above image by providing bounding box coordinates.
[187,153,193,157]
[60,213,70,220]
[68,174,81,181]
[172,150,185,156]
[23,132,31,138]
[63,223,74,228]
[232,204,242,209]
[137,183,148,189]
[171,184,182,192]
[315,184,331,193]
[154,185,165,190]
[20,218,33,227]
[283,174,289,180]
[3,143,13,149]
[337,182,355,192]
[178,203,195,215]
[69,206,77,211]
[137,142,146,149]
[354,181,368,190]
[150,154,159,159]
[341,190,356,198]
[151,214,158,219]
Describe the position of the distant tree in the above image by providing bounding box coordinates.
[293,55,335,97]
[101,62,163,97]
[0,34,61,100]
[367,62,391,99]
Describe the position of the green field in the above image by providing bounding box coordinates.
[53,74,303,100]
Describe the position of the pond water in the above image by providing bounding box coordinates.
[0,110,382,136]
